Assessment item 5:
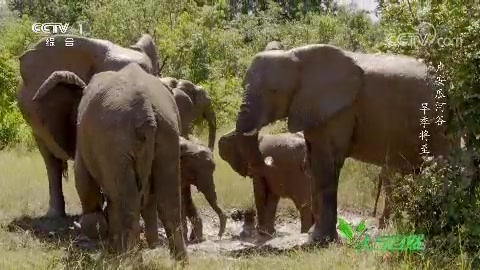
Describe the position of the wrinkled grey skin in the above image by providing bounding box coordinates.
[179,137,227,243]
[16,34,161,218]
[233,44,450,244]
[265,41,284,51]
[219,130,313,236]
[33,64,187,260]
[159,77,217,150]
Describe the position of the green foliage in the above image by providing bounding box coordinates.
[378,1,480,266]
[378,1,480,149]
[390,150,480,267]
[0,16,37,149]
[0,0,380,146]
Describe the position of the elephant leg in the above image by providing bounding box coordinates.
[199,183,227,238]
[35,135,66,218]
[153,145,187,261]
[379,168,392,229]
[299,204,314,233]
[262,191,280,236]
[74,153,106,239]
[141,191,160,248]
[372,173,383,217]
[183,185,205,243]
[180,187,189,243]
[252,176,268,234]
[305,111,354,245]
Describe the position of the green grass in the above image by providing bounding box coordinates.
[0,128,465,269]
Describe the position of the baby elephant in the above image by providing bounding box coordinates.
[179,137,227,243]
[219,130,313,236]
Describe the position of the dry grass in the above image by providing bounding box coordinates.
[0,128,456,269]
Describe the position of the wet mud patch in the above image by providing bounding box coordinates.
[4,207,381,260]
[6,214,82,245]
[172,207,381,257]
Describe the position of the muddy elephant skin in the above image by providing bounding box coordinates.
[233,44,451,244]
[179,137,227,243]
[16,34,161,218]
[219,130,313,236]
[159,77,217,150]
[32,63,187,260]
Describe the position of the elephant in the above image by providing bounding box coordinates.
[232,44,450,244]
[33,63,187,259]
[179,137,227,243]
[265,41,284,51]
[218,130,313,236]
[16,34,161,218]
[159,77,217,150]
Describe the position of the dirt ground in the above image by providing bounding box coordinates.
[7,206,381,260]
[179,207,380,257]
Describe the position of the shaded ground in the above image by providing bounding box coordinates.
[5,207,380,259]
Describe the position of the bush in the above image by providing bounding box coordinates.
[390,149,480,267]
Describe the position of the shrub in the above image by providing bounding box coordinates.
[390,149,480,267]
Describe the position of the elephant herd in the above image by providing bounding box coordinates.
[16,33,451,261]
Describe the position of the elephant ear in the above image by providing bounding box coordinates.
[218,130,249,177]
[129,34,160,76]
[177,79,197,103]
[19,35,98,94]
[195,85,211,106]
[287,44,364,132]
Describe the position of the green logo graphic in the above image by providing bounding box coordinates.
[337,217,424,252]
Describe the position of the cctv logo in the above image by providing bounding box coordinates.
[31,23,70,34]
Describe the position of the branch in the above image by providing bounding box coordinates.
[159,55,169,75]
[405,0,419,24]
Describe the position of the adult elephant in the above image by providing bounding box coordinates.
[35,63,187,259]
[233,44,450,245]
[16,34,161,218]
[159,77,217,150]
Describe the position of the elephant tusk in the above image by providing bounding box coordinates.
[264,156,274,166]
[243,128,258,136]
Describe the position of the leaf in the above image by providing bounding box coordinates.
[356,219,366,234]
[337,217,354,240]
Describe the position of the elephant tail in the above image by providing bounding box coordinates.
[133,113,157,204]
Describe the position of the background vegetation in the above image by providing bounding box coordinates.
[1,0,479,269]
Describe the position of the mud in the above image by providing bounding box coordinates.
[149,207,381,257]
[7,207,381,258]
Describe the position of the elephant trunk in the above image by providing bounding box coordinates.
[32,71,87,101]
[235,84,267,176]
[204,103,217,151]
[235,85,263,135]
[198,174,227,238]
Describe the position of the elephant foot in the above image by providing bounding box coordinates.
[216,213,227,238]
[146,238,162,249]
[78,212,108,240]
[46,207,66,218]
[256,226,276,238]
[239,225,256,239]
[309,227,338,248]
[379,216,388,229]
[188,235,206,244]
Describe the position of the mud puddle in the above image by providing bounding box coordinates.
[149,208,381,257]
